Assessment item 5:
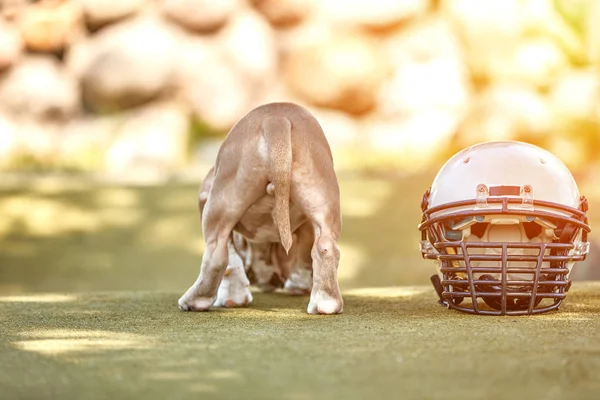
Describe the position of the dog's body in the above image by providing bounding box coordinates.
[178,102,343,314]
[197,167,315,304]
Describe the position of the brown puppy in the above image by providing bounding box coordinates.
[178,102,343,314]
[197,167,314,305]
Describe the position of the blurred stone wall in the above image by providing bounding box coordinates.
[0,0,598,181]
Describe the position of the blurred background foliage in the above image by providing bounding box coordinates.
[0,0,599,294]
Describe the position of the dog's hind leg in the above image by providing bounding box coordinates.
[291,176,343,315]
[213,238,253,308]
[306,221,343,314]
[178,173,266,312]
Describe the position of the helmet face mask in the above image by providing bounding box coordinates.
[419,141,591,316]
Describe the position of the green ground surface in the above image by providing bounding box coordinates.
[1,284,599,400]
[0,175,599,399]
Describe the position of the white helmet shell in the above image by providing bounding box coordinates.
[428,141,581,212]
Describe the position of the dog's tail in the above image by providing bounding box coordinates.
[262,116,293,254]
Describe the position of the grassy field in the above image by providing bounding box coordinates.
[0,174,599,399]
[1,284,599,400]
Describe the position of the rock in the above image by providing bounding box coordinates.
[549,69,600,120]
[307,107,361,173]
[317,0,428,32]
[162,0,240,34]
[578,162,600,199]
[282,32,389,115]
[586,0,600,63]
[378,16,471,118]
[190,138,223,170]
[545,134,596,171]
[103,102,190,176]
[510,37,569,87]
[77,17,180,112]
[250,76,305,108]
[100,103,189,176]
[0,55,80,121]
[441,0,568,86]
[58,114,120,171]
[174,37,255,131]
[250,0,314,29]
[295,106,361,170]
[79,0,144,31]
[1,0,29,22]
[18,0,83,54]
[441,0,523,43]
[0,113,18,168]
[0,20,23,71]
[364,110,461,172]
[523,0,587,64]
[309,107,360,149]
[454,83,552,149]
[0,119,61,169]
[217,8,277,81]
[441,0,519,83]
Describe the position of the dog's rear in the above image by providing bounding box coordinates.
[179,102,343,315]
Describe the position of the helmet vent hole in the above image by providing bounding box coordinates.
[463,157,470,164]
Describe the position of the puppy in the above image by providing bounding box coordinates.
[178,102,343,314]
[198,167,314,307]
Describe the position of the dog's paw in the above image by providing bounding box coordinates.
[283,268,312,296]
[307,291,343,315]
[213,272,253,308]
[213,288,253,308]
[178,295,215,312]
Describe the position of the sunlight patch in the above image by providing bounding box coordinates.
[188,383,218,393]
[13,329,153,356]
[99,208,143,227]
[96,189,139,207]
[340,181,391,218]
[344,286,427,298]
[208,370,241,380]
[140,215,199,248]
[0,294,77,303]
[0,196,100,235]
[147,371,195,381]
[336,244,366,281]
[183,236,206,255]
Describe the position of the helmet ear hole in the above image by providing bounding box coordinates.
[470,222,488,238]
[523,221,542,239]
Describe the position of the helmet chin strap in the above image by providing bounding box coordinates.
[477,274,547,311]
[430,272,562,312]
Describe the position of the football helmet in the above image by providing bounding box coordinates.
[419,141,591,315]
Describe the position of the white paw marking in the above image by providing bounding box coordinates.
[214,266,253,308]
[284,267,312,295]
[178,294,215,312]
[307,290,343,315]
